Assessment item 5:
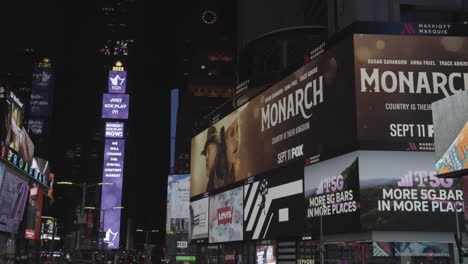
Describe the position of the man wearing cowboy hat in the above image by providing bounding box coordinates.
[201,126,221,191]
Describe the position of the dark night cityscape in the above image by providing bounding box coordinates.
[0,0,468,263]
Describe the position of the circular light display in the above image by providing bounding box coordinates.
[201,9,217,25]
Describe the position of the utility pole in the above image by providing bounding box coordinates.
[320,214,324,264]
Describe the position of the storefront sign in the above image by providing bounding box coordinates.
[25,187,44,240]
[0,144,48,187]
[224,251,236,264]
[176,241,188,248]
[175,256,196,261]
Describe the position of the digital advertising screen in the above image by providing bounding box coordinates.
[100,139,125,249]
[2,92,25,153]
[373,242,450,257]
[101,93,129,119]
[436,121,468,176]
[304,152,361,234]
[256,245,277,264]
[359,151,463,231]
[244,163,304,240]
[0,170,29,233]
[25,187,44,240]
[166,174,190,255]
[30,91,52,116]
[31,67,54,117]
[190,36,356,197]
[105,122,125,139]
[189,197,209,241]
[209,187,243,243]
[354,34,468,151]
[108,70,127,93]
[32,67,54,91]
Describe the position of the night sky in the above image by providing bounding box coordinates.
[1,0,182,241]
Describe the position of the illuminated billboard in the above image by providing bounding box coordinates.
[190,36,356,197]
[166,174,190,255]
[30,67,54,117]
[0,170,29,233]
[189,197,209,241]
[108,71,127,93]
[304,152,361,234]
[354,34,468,151]
[209,187,243,243]
[359,151,463,231]
[101,93,129,119]
[244,163,304,240]
[105,122,124,139]
[190,24,468,199]
[100,139,125,249]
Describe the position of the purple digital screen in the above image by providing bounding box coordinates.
[108,71,127,93]
[101,139,125,249]
[103,139,125,178]
[105,122,125,138]
[102,93,129,119]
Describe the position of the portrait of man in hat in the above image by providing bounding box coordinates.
[201,126,220,191]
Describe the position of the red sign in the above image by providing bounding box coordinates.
[217,206,233,225]
[25,229,35,239]
[25,189,44,240]
[34,189,44,239]
[224,251,236,264]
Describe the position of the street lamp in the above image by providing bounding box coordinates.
[136,229,159,245]
[56,181,114,250]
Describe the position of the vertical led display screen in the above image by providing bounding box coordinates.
[354,34,468,151]
[0,170,29,233]
[209,187,243,243]
[31,67,54,117]
[100,139,125,249]
[166,174,190,255]
[108,70,127,93]
[304,152,361,234]
[189,197,209,241]
[25,187,44,239]
[101,93,130,119]
[244,163,304,240]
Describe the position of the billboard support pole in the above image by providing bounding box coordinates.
[455,207,463,263]
[320,214,324,264]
